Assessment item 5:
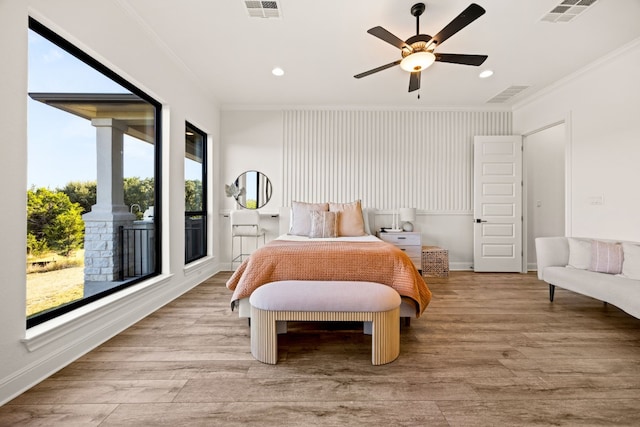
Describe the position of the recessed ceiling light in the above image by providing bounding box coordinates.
[272,67,285,77]
[479,69,494,79]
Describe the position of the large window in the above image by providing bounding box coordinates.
[26,18,161,327]
[185,123,207,263]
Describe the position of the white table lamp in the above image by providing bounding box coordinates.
[399,208,416,232]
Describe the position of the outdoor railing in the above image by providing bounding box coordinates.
[185,213,206,263]
[119,225,155,280]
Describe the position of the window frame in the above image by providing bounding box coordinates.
[27,18,163,328]
[184,121,208,264]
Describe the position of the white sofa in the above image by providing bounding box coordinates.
[535,236,640,319]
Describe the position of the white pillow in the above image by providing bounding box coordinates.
[567,238,591,269]
[361,208,373,235]
[308,211,338,238]
[589,240,623,274]
[622,243,640,280]
[289,201,329,236]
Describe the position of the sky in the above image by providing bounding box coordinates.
[28,29,200,189]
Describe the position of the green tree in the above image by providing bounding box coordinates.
[27,230,48,256]
[58,181,96,214]
[185,179,202,212]
[46,207,84,256]
[58,178,156,219]
[124,177,155,219]
[27,187,84,256]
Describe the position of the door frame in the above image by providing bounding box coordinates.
[521,113,572,272]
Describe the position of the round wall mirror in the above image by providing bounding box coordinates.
[234,170,272,209]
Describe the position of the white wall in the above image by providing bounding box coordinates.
[220,110,284,212]
[220,109,512,269]
[514,38,640,241]
[219,110,284,258]
[0,1,221,404]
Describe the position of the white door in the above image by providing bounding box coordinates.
[473,135,523,272]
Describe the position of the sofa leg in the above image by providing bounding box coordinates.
[549,284,555,302]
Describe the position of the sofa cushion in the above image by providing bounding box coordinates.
[622,243,640,280]
[589,240,623,274]
[567,238,591,269]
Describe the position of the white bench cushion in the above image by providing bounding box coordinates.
[249,281,401,312]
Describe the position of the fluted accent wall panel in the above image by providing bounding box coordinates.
[283,110,512,212]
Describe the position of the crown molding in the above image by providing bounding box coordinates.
[513,36,640,111]
[220,103,513,112]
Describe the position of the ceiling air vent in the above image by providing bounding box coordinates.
[541,0,597,23]
[243,1,282,19]
[487,86,530,104]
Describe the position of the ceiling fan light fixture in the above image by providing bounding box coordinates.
[400,51,435,72]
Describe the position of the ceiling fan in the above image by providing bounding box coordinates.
[354,3,488,93]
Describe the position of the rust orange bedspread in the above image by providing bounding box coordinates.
[226,239,432,317]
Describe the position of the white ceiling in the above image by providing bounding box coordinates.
[121,0,640,109]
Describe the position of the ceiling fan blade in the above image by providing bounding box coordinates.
[435,53,488,66]
[408,71,421,92]
[354,60,402,79]
[367,26,412,51]
[430,3,486,47]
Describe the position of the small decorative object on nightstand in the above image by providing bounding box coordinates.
[399,208,416,232]
[421,246,449,278]
[377,231,421,270]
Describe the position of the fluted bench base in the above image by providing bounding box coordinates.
[249,281,401,365]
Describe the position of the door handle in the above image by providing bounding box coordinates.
[474,219,488,223]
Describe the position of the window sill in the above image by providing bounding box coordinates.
[22,274,173,352]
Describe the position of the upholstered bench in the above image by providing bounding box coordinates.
[249,280,401,365]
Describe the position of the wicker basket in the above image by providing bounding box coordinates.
[421,246,449,278]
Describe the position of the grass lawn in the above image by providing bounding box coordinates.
[26,266,84,317]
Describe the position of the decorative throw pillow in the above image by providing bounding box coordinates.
[567,238,591,269]
[329,200,366,237]
[289,201,329,236]
[361,208,373,235]
[589,240,623,274]
[622,243,640,280]
[308,211,338,238]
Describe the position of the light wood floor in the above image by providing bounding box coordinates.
[2,271,640,426]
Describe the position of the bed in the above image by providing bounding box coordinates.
[226,203,432,322]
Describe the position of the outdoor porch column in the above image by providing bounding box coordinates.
[82,118,135,283]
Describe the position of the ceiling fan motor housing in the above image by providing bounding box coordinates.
[403,34,433,57]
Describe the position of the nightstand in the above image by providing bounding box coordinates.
[377,231,422,270]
